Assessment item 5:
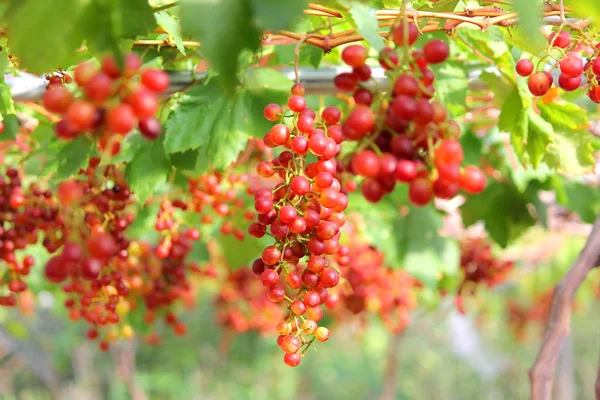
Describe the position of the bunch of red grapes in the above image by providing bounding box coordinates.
[249,83,349,367]
[507,290,554,342]
[338,245,418,333]
[46,159,137,350]
[127,236,202,340]
[188,139,274,241]
[42,53,169,152]
[0,169,64,306]
[334,23,486,205]
[214,267,285,334]
[455,236,514,314]
[516,29,600,101]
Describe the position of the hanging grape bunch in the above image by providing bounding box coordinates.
[249,83,349,367]
[42,53,169,153]
[516,29,600,101]
[334,23,486,205]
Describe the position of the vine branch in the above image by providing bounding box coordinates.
[133,5,586,51]
[529,214,600,400]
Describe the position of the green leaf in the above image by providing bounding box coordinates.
[461,181,536,247]
[538,101,589,132]
[155,11,185,54]
[163,84,224,154]
[119,0,155,38]
[250,0,309,31]
[394,206,459,287]
[6,0,88,73]
[504,26,545,56]
[125,138,170,204]
[498,88,524,132]
[188,239,210,263]
[165,71,290,172]
[345,2,385,52]
[565,0,600,25]
[218,232,270,270]
[0,80,18,142]
[544,130,596,174]
[526,109,553,169]
[181,0,268,91]
[559,180,600,224]
[0,114,19,142]
[460,130,483,167]
[509,0,545,54]
[431,61,467,116]
[346,193,400,265]
[52,136,96,182]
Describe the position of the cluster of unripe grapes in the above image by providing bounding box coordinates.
[250,83,349,367]
[42,53,169,152]
[0,169,64,306]
[455,237,514,314]
[516,29,600,101]
[335,23,485,205]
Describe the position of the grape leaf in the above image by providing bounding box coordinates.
[565,0,600,25]
[345,2,385,52]
[218,232,270,270]
[498,88,524,132]
[526,109,553,169]
[431,61,467,116]
[461,181,536,247]
[394,206,459,288]
[119,0,155,38]
[125,137,170,204]
[155,11,185,54]
[164,70,290,171]
[538,101,589,132]
[0,79,18,142]
[52,136,97,182]
[181,0,259,90]
[6,0,87,73]
[544,130,596,174]
[559,180,600,224]
[509,0,545,54]
[249,0,309,31]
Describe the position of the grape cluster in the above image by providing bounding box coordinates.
[250,83,348,367]
[42,53,169,152]
[507,290,553,341]
[47,159,137,349]
[126,235,202,340]
[214,267,285,334]
[516,29,600,101]
[334,23,486,205]
[0,169,64,306]
[455,237,514,314]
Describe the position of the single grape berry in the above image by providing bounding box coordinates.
[423,40,449,64]
[351,150,380,177]
[549,30,571,48]
[43,86,73,114]
[527,72,551,96]
[341,45,368,67]
[559,56,583,78]
[460,166,486,194]
[139,118,162,140]
[141,69,170,93]
[107,104,136,134]
[558,74,581,91]
[392,23,419,46]
[264,103,282,121]
[516,59,534,77]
